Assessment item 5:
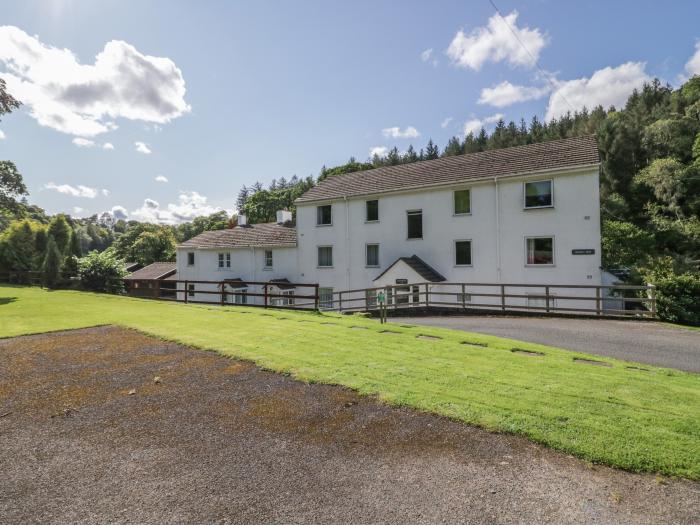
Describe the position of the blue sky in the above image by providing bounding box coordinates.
[1,0,699,223]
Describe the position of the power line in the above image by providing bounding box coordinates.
[487,0,577,116]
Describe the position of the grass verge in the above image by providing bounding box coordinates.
[1,285,698,479]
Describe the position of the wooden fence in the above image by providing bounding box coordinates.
[1,271,656,318]
[319,281,657,319]
[125,278,320,310]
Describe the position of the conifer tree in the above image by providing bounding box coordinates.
[425,139,439,160]
[41,235,62,288]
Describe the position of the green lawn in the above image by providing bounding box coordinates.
[1,285,698,479]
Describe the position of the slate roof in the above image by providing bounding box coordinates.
[178,223,297,249]
[124,262,141,272]
[373,255,446,283]
[269,278,295,290]
[125,262,176,280]
[296,135,600,203]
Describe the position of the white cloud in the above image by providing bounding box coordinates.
[155,175,168,183]
[420,48,433,62]
[545,62,650,121]
[478,80,550,107]
[381,126,420,139]
[134,141,151,154]
[101,189,110,196]
[131,191,222,224]
[447,11,547,71]
[685,42,700,77]
[0,129,5,139]
[102,142,114,150]
[441,117,453,129]
[72,206,85,215]
[462,113,504,136]
[369,146,388,158]
[110,205,128,221]
[72,137,95,148]
[44,182,103,198]
[0,25,190,137]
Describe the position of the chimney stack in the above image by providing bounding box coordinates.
[238,214,248,227]
[276,209,292,224]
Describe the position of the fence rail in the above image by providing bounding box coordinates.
[125,278,320,310]
[320,281,657,319]
[1,271,656,319]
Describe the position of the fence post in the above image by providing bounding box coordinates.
[338,291,343,312]
[500,284,506,312]
[264,283,268,309]
[545,286,550,313]
[461,284,466,310]
[314,284,319,310]
[647,284,656,318]
[184,280,189,304]
[595,287,601,316]
[221,282,225,306]
[425,283,430,309]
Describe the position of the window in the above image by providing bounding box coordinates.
[366,200,379,222]
[188,284,195,298]
[318,246,333,267]
[524,180,553,208]
[316,205,332,225]
[319,287,334,309]
[455,240,472,266]
[526,237,554,265]
[264,250,273,269]
[407,210,423,239]
[366,289,377,307]
[366,243,379,267]
[454,189,471,215]
[187,252,195,266]
[233,289,247,305]
[218,252,230,268]
[273,290,295,307]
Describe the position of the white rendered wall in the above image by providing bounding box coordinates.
[295,168,602,309]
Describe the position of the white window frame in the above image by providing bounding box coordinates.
[316,204,333,226]
[233,288,248,305]
[263,249,273,270]
[365,199,379,223]
[525,236,555,266]
[319,287,334,309]
[407,209,423,240]
[218,252,231,269]
[365,243,380,268]
[454,239,473,267]
[523,179,554,210]
[187,252,195,266]
[453,188,472,216]
[317,245,333,268]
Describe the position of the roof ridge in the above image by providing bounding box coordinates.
[296,135,599,203]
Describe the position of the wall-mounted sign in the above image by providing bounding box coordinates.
[572,249,595,255]
[395,278,408,284]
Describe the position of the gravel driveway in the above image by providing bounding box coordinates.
[391,316,700,373]
[1,326,698,524]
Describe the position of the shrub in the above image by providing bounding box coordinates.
[640,258,700,326]
[78,249,127,294]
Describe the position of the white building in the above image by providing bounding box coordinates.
[176,136,603,311]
